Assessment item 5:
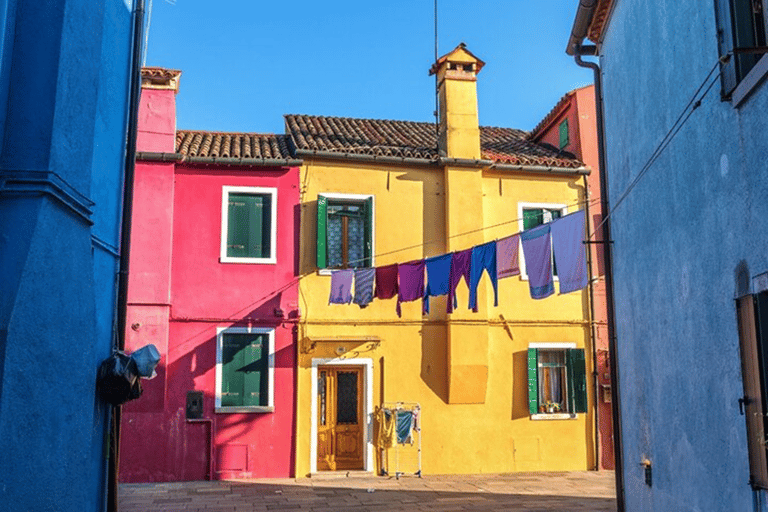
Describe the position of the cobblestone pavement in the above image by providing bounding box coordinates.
[119,471,616,511]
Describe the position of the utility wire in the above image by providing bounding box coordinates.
[589,56,725,239]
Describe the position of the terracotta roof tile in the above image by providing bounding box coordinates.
[285,114,583,168]
[175,131,293,160]
[588,0,615,43]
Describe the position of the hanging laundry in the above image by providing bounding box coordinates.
[423,253,453,314]
[521,224,554,299]
[396,259,425,317]
[328,269,354,304]
[469,241,499,312]
[396,410,414,444]
[375,263,399,300]
[353,268,376,308]
[447,248,472,313]
[377,408,395,448]
[551,210,589,294]
[496,233,520,279]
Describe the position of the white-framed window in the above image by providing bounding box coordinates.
[517,202,568,280]
[215,327,275,413]
[220,186,277,264]
[714,0,768,105]
[527,342,587,420]
[316,193,374,272]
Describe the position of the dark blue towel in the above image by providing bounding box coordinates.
[423,253,453,314]
[468,241,499,312]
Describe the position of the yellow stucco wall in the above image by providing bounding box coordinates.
[295,159,595,477]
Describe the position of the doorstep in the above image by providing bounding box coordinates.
[309,470,376,480]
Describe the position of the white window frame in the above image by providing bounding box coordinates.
[215,326,275,413]
[517,202,568,281]
[529,342,578,421]
[220,186,278,264]
[318,192,375,276]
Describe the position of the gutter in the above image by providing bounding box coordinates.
[568,20,625,512]
[109,0,145,510]
[136,151,303,167]
[293,149,589,175]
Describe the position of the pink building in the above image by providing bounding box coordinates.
[530,85,614,470]
[120,68,300,481]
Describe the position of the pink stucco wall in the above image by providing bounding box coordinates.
[533,86,614,470]
[120,84,299,482]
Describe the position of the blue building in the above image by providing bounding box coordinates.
[0,1,139,510]
[567,1,768,510]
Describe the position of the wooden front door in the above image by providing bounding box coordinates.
[317,366,364,471]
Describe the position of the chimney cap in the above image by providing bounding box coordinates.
[141,67,182,93]
[429,42,486,76]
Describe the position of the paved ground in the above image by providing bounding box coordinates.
[119,471,616,511]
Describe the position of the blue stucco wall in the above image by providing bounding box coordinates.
[0,1,134,510]
[598,0,768,510]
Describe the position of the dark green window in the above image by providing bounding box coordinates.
[527,347,587,415]
[559,119,569,149]
[715,0,768,98]
[523,207,562,275]
[220,331,270,409]
[224,189,273,261]
[317,195,373,269]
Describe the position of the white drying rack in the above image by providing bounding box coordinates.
[379,401,422,479]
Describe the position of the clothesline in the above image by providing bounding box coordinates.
[329,209,590,315]
[341,196,601,268]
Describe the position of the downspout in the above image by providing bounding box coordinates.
[108,0,145,510]
[582,173,600,471]
[573,44,625,511]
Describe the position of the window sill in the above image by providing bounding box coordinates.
[530,413,577,421]
[317,267,372,276]
[216,406,274,414]
[220,257,277,265]
[732,54,768,108]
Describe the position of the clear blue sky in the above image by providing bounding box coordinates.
[144,0,592,134]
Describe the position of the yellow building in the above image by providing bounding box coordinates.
[288,44,596,477]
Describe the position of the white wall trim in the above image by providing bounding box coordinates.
[733,54,768,108]
[215,326,275,413]
[220,185,278,264]
[528,342,577,349]
[310,357,374,473]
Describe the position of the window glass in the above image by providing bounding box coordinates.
[317,195,373,269]
[336,371,358,424]
[538,350,568,413]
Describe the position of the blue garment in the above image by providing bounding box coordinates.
[468,241,498,312]
[521,224,554,299]
[353,268,376,307]
[396,410,414,444]
[423,253,453,314]
[551,210,588,294]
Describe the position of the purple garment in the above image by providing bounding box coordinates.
[551,210,588,294]
[396,260,425,317]
[447,248,472,313]
[520,224,554,299]
[496,234,520,279]
[328,270,354,305]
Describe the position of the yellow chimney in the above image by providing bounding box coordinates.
[429,43,484,160]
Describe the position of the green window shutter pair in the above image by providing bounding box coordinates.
[221,333,269,407]
[227,193,270,259]
[527,348,587,414]
[559,119,569,149]
[316,195,373,269]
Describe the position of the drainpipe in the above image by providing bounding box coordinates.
[582,174,600,472]
[108,0,145,510]
[572,44,625,511]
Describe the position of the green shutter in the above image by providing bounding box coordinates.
[227,193,267,258]
[221,333,269,408]
[243,334,269,407]
[559,119,569,149]
[528,348,539,415]
[221,334,246,407]
[567,348,588,413]
[523,209,543,230]
[317,195,328,269]
[363,196,373,267]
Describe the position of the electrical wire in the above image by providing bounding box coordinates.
[589,57,724,239]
